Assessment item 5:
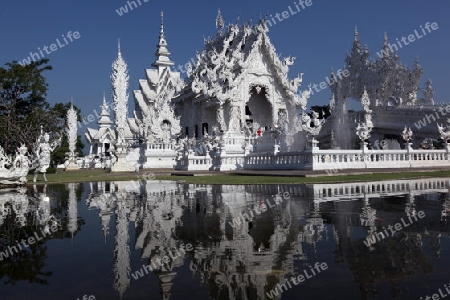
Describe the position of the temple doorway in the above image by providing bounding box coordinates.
[246,85,273,132]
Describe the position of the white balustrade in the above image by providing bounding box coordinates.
[243,148,450,170]
[146,143,174,150]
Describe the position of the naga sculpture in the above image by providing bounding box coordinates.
[0,144,31,185]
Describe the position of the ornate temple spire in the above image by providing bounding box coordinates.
[346,25,362,67]
[98,92,113,128]
[152,11,174,68]
[381,32,391,58]
[216,9,224,35]
[111,41,130,144]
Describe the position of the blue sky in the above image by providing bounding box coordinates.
[1,0,449,129]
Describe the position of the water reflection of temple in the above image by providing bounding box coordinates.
[84,177,450,299]
[310,178,450,298]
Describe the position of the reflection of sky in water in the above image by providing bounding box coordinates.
[0,178,450,299]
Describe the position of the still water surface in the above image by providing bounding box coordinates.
[1,178,450,300]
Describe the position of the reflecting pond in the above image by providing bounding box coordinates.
[1,178,450,300]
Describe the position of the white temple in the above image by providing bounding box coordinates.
[85,94,116,168]
[85,12,450,172]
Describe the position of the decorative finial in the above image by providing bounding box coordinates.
[354,25,358,40]
[384,32,388,45]
[160,11,164,34]
[117,38,122,57]
[216,9,224,32]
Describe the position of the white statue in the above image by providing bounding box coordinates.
[0,144,31,185]
[437,119,450,143]
[33,131,61,182]
[423,79,435,105]
[300,110,325,149]
[401,126,413,142]
[0,145,12,170]
[300,111,324,136]
[356,122,371,142]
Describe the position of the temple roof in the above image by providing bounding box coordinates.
[85,127,116,143]
[98,93,113,127]
[176,13,307,108]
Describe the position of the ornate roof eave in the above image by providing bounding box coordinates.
[252,31,304,101]
[175,17,304,107]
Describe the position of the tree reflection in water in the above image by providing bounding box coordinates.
[0,184,84,285]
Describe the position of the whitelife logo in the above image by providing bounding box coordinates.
[376,22,438,59]
[266,262,328,298]
[18,31,81,66]
[363,211,425,247]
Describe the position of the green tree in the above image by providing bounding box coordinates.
[0,59,52,154]
[0,59,84,159]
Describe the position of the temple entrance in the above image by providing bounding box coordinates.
[246,86,273,133]
[104,143,110,156]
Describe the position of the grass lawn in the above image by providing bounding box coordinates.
[27,169,450,185]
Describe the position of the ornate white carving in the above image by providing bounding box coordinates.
[335,29,426,108]
[149,101,181,143]
[228,105,242,133]
[401,126,413,142]
[187,15,309,134]
[300,111,324,136]
[355,122,371,142]
[0,145,12,170]
[66,104,78,166]
[111,41,130,146]
[421,79,435,105]
[361,88,371,112]
[0,144,31,185]
[438,119,450,142]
